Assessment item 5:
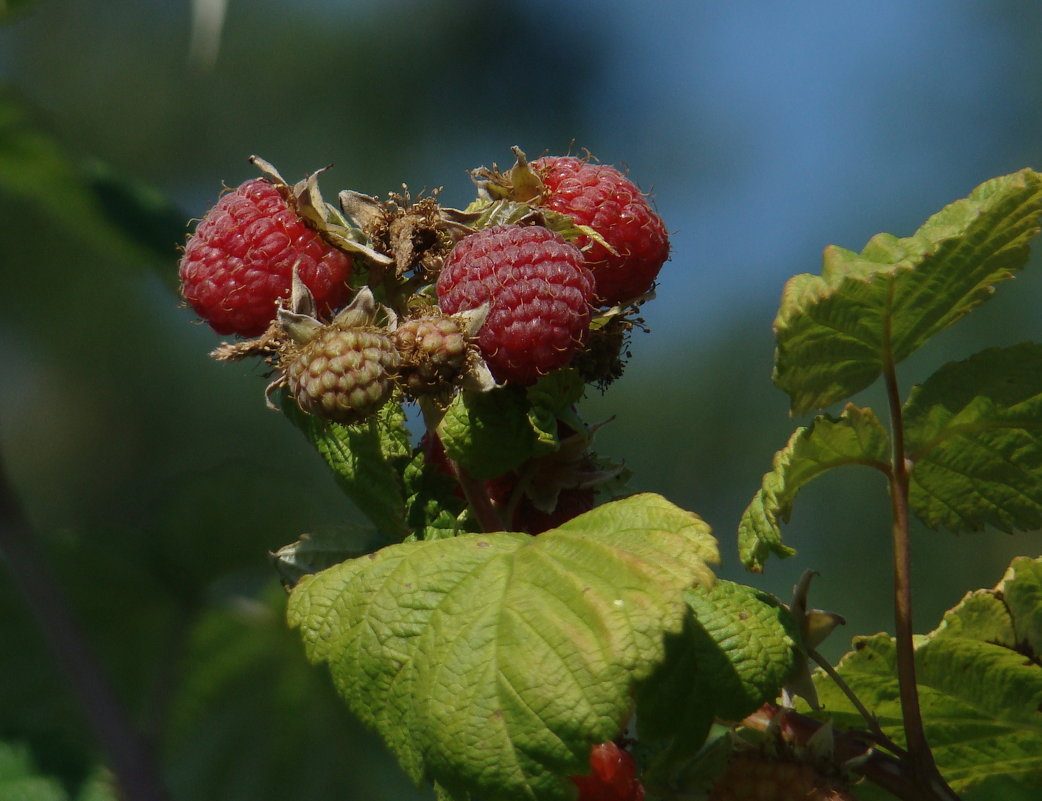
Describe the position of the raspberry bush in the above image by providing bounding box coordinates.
[174,151,1042,801]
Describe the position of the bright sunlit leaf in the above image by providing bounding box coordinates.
[774,169,1042,415]
[288,493,717,801]
[636,580,799,761]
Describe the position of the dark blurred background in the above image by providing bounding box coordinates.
[2,1,1042,798]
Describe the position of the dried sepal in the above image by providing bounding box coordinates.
[781,570,846,711]
[341,187,471,279]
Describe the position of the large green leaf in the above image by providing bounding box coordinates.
[283,398,410,539]
[812,556,1042,798]
[636,581,799,762]
[905,343,1042,533]
[738,404,890,571]
[288,493,718,801]
[774,169,1042,414]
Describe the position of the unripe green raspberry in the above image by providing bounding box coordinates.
[285,326,399,424]
[393,314,470,396]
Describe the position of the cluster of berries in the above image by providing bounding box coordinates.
[179,150,669,421]
[178,152,667,798]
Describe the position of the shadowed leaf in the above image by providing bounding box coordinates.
[905,343,1042,533]
[738,405,890,571]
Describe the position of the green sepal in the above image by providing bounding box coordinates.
[455,198,612,253]
[774,169,1042,414]
[738,404,891,571]
[438,387,537,479]
[636,581,799,765]
[526,369,585,453]
[283,396,411,539]
[905,342,1042,533]
[288,493,718,801]
[811,556,1042,797]
[270,527,368,588]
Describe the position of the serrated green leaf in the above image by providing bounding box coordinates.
[438,387,538,479]
[774,169,1042,414]
[905,343,1042,533]
[288,493,718,801]
[813,558,1042,796]
[283,398,410,538]
[637,581,799,759]
[929,591,1016,645]
[1004,556,1042,657]
[738,404,890,571]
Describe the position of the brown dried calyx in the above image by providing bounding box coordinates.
[339,187,473,282]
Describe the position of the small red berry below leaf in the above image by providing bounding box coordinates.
[179,178,352,337]
[436,224,595,386]
[570,742,645,801]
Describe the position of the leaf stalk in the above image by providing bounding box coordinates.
[882,316,957,797]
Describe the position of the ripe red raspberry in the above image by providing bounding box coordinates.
[533,156,669,307]
[436,225,594,385]
[571,742,644,801]
[285,326,399,425]
[179,178,352,337]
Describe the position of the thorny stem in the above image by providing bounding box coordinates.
[0,458,171,801]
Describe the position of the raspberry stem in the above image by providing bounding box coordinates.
[446,458,504,533]
[417,400,504,533]
[881,301,959,800]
